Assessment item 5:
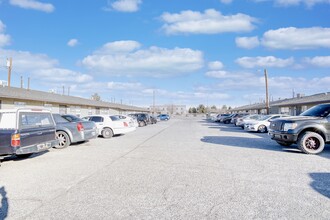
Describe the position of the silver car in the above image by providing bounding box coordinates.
[52,114,97,149]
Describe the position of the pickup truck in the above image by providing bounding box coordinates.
[269,103,330,154]
[0,108,58,164]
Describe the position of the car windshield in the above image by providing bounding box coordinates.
[63,115,82,122]
[300,104,330,117]
[257,115,271,121]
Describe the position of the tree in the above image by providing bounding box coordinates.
[91,93,101,101]
[211,105,217,110]
[197,104,206,113]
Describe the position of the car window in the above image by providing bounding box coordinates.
[63,115,81,122]
[300,104,330,117]
[110,116,120,121]
[19,112,54,129]
[90,116,103,123]
[53,114,70,123]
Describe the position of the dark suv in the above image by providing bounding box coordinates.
[129,113,151,127]
[269,103,330,154]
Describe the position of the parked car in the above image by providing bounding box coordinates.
[129,113,151,127]
[231,113,249,125]
[269,103,330,154]
[215,114,231,123]
[150,115,158,124]
[236,114,261,128]
[221,114,236,124]
[61,114,98,140]
[52,114,97,149]
[113,115,139,128]
[0,108,58,163]
[157,114,170,121]
[244,114,289,133]
[83,115,136,138]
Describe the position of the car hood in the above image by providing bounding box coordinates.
[274,116,324,122]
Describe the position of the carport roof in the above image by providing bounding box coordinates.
[270,92,330,107]
[233,92,330,111]
[0,86,148,112]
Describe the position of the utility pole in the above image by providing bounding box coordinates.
[27,77,30,90]
[153,90,155,115]
[20,76,23,88]
[7,57,12,87]
[264,69,270,114]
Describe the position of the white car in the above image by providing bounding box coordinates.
[113,115,139,128]
[236,114,261,128]
[82,115,136,138]
[244,114,289,133]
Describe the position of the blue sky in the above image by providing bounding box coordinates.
[0,0,329,108]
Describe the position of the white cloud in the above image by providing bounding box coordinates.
[0,49,58,72]
[106,0,142,12]
[206,70,254,79]
[67,39,79,47]
[107,81,143,90]
[0,20,11,47]
[236,56,295,68]
[261,27,330,49]
[208,61,224,70]
[34,68,93,84]
[304,56,330,67]
[96,40,141,54]
[9,0,54,13]
[274,0,330,7]
[235,36,260,49]
[160,9,257,35]
[81,40,204,77]
[0,49,92,88]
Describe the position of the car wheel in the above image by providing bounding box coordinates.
[257,125,267,133]
[276,141,292,147]
[102,128,114,138]
[55,131,71,149]
[298,132,324,154]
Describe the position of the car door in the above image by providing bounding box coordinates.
[89,116,104,134]
[18,111,56,147]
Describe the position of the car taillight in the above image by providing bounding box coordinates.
[77,122,84,131]
[11,134,21,147]
[123,122,128,127]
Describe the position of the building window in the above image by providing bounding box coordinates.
[14,101,26,107]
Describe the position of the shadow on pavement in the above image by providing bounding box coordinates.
[309,173,330,199]
[0,150,49,165]
[200,135,297,153]
[0,186,9,219]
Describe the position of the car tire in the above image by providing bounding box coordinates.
[298,131,324,154]
[276,141,293,147]
[102,128,114,138]
[257,125,267,133]
[55,131,71,149]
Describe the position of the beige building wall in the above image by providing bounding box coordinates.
[0,98,121,117]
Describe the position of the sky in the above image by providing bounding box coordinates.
[0,0,329,109]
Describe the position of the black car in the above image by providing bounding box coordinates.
[128,113,151,127]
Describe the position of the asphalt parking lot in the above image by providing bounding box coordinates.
[1,116,330,219]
